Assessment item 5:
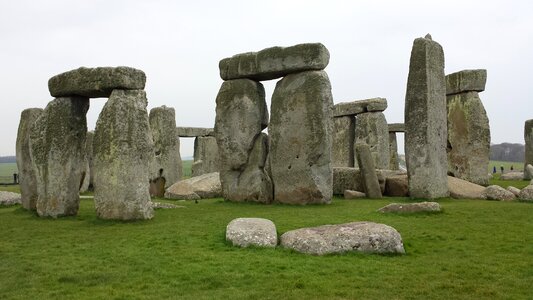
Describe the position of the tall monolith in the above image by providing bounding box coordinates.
[525,119,533,180]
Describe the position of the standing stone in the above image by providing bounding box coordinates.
[447,91,490,185]
[79,157,90,193]
[355,143,382,198]
[354,112,389,169]
[149,106,182,197]
[93,89,154,220]
[191,136,219,177]
[525,120,533,180]
[404,34,449,199]
[85,131,95,190]
[214,79,273,203]
[270,70,333,204]
[332,116,355,167]
[29,97,89,217]
[16,108,43,210]
[389,132,399,170]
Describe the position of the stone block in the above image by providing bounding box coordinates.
[445,69,487,95]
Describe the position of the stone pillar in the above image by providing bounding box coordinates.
[355,143,382,198]
[16,108,43,210]
[389,132,399,170]
[332,116,355,167]
[192,136,219,177]
[86,131,95,190]
[525,119,533,180]
[404,34,449,199]
[93,89,154,220]
[214,79,273,203]
[354,112,389,169]
[270,70,333,204]
[29,97,89,217]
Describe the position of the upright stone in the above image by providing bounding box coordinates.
[85,131,95,190]
[93,89,154,220]
[29,97,89,217]
[192,136,219,177]
[354,112,389,169]
[355,143,382,198]
[389,132,399,170]
[525,119,533,180]
[332,116,355,167]
[214,79,273,203]
[149,106,182,195]
[16,108,43,210]
[270,70,333,204]
[404,34,449,199]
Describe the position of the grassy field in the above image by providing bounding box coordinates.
[1,196,532,299]
[0,162,17,184]
[488,160,523,173]
[182,159,193,178]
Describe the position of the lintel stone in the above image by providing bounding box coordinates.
[333,98,387,117]
[445,69,487,95]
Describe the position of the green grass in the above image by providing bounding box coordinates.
[0,162,18,184]
[489,160,523,173]
[182,159,193,178]
[1,197,533,299]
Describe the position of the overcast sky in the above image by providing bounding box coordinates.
[1,0,532,157]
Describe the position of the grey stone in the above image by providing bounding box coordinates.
[388,123,405,133]
[384,174,409,197]
[0,191,22,206]
[48,66,146,98]
[93,89,154,220]
[389,132,399,170]
[29,97,89,217]
[447,91,490,185]
[333,97,387,117]
[79,158,90,193]
[332,116,355,167]
[151,202,185,209]
[445,69,487,95]
[226,218,278,248]
[355,143,382,198]
[219,43,329,81]
[353,112,389,169]
[165,172,221,200]
[525,120,533,179]
[524,164,533,180]
[16,108,43,210]
[405,35,449,199]
[500,172,524,180]
[270,70,333,204]
[344,190,366,199]
[378,202,441,213]
[175,127,214,137]
[518,185,533,202]
[448,176,486,199]
[214,79,272,203]
[332,167,405,195]
[280,222,405,255]
[192,136,219,177]
[85,131,95,190]
[149,106,182,194]
[482,185,516,201]
[507,186,521,197]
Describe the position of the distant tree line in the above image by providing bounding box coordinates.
[490,143,524,162]
[0,156,16,163]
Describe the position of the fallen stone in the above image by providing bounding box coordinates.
[355,143,382,198]
[191,136,219,177]
[175,127,214,137]
[332,116,355,167]
[165,172,222,200]
[0,191,21,206]
[226,218,277,248]
[378,202,441,213]
[482,185,516,201]
[333,167,405,195]
[507,186,521,197]
[525,120,533,179]
[219,43,329,81]
[280,222,405,255]
[388,123,405,133]
[48,66,146,98]
[151,202,185,209]
[344,190,366,199]
[384,174,409,197]
[333,98,387,117]
[447,176,486,199]
[445,69,487,95]
[518,185,533,201]
[354,112,389,170]
[524,164,533,180]
[500,172,524,180]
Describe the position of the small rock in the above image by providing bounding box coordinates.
[500,172,524,181]
[482,185,516,201]
[0,191,22,206]
[506,186,521,197]
[518,185,533,202]
[226,218,277,248]
[524,164,533,180]
[344,190,365,199]
[378,202,441,213]
[151,202,185,209]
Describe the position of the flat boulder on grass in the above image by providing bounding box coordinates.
[226,218,277,248]
[378,202,441,213]
[518,185,533,202]
[500,172,524,181]
[507,186,521,197]
[448,176,486,199]
[280,222,405,255]
[0,191,21,206]
[482,185,516,201]
[48,66,146,98]
[164,172,221,200]
[344,190,366,199]
[151,202,185,209]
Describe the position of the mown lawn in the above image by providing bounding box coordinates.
[1,196,533,299]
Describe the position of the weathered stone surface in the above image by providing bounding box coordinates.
[219,43,329,81]
[354,112,389,169]
[165,172,222,200]
[525,120,533,179]
[389,132,399,170]
[48,66,146,98]
[507,186,521,197]
[333,98,387,117]
[355,143,382,198]
[445,69,487,95]
[378,202,441,213]
[270,70,333,204]
[344,190,366,199]
[93,89,154,220]
[447,91,490,185]
[16,108,43,210]
[518,185,533,201]
[500,172,524,180]
[280,222,405,255]
[448,176,485,199]
[388,123,405,133]
[332,116,355,167]
[524,164,533,180]
[192,136,219,177]
[79,158,90,193]
[29,97,89,217]
[226,218,278,248]
[176,127,214,137]
[482,185,516,201]
[0,191,21,206]
[151,202,185,209]
[85,131,95,190]
[405,35,449,199]
[149,106,182,194]
[385,174,409,197]
[214,79,272,203]
[333,167,405,195]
